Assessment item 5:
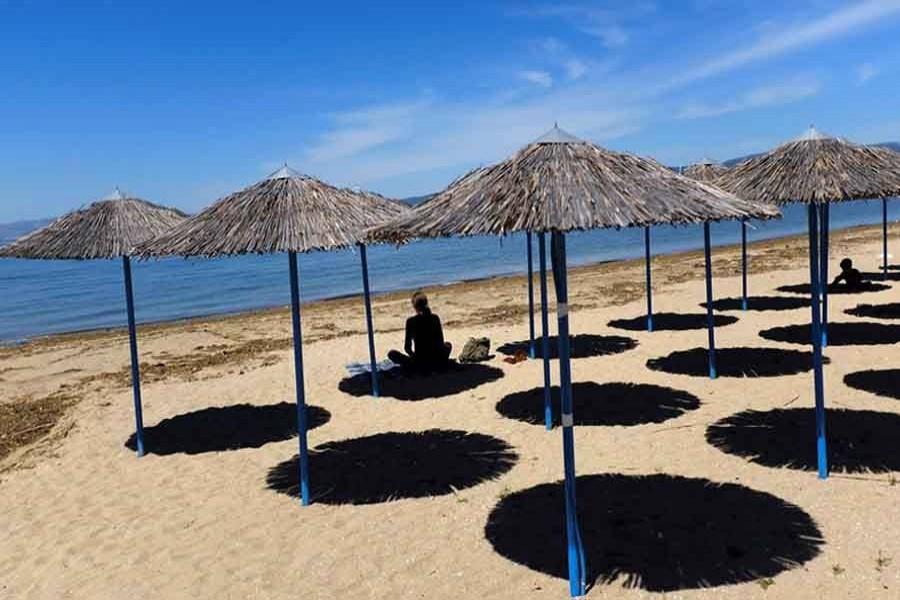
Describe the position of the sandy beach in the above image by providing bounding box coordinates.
[2,222,899,599]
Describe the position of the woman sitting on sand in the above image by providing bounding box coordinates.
[388,291,452,371]
[831,258,870,290]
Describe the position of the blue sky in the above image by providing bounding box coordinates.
[2,0,900,221]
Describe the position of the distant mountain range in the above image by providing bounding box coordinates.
[0,218,50,246]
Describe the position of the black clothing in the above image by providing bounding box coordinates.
[832,267,866,289]
[389,309,450,369]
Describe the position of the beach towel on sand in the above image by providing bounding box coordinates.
[345,359,399,377]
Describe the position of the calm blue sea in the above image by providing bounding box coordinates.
[0,201,896,343]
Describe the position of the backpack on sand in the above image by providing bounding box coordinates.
[458,337,491,363]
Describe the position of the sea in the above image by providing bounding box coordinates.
[0,200,896,344]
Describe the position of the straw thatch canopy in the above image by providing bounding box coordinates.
[368,126,779,242]
[715,127,900,205]
[684,159,728,183]
[0,189,187,260]
[138,166,407,258]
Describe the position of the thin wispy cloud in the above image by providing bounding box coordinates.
[519,70,554,87]
[857,62,878,85]
[305,100,430,162]
[564,58,588,80]
[664,0,900,90]
[511,2,656,48]
[676,77,822,119]
[581,25,629,47]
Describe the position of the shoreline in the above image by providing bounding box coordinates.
[2,218,894,352]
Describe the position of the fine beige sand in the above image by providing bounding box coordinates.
[1,223,899,599]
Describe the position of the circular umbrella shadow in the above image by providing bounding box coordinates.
[267,429,518,505]
[608,312,738,332]
[844,369,900,400]
[707,408,900,473]
[777,282,890,295]
[497,334,637,360]
[862,271,900,282]
[496,382,700,427]
[759,322,900,346]
[646,347,828,378]
[702,296,810,312]
[845,302,900,320]
[125,402,330,456]
[338,363,504,401]
[485,473,823,593]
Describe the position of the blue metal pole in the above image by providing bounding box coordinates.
[807,205,829,480]
[884,197,889,280]
[122,256,145,457]
[644,226,653,332]
[359,244,380,397]
[741,220,748,311]
[703,223,717,379]
[527,232,536,359]
[288,251,311,504]
[550,232,587,598]
[820,203,830,347]
[538,232,553,431]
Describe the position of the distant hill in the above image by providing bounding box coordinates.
[721,141,900,168]
[401,194,433,205]
[0,218,50,246]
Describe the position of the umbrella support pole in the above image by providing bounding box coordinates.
[820,203,830,347]
[289,252,311,504]
[644,227,653,331]
[550,232,587,598]
[807,206,829,480]
[122,256,145,457]
[359,244,380,397]
[741,220,748,311]
[527,233,536,358]
[703,224,717,379]
[884,197,890,280]
[538,232,553,431]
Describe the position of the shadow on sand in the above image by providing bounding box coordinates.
[776,282,891,295]
[843,369,900,400]
[608,312,738,332]
[497,334,637,360]
[707,408,900,473]
[125,402,330,456]
[759,322,900,346]
[485,473,823,593]
[702,296,810,312]
[845,302,900,320]
[267,429,518,505]
[338,363,504,401]
[495,382,700,427]
[646,347,828,378]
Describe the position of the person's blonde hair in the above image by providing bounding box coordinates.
[412,291,429,312]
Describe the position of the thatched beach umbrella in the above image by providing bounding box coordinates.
[138,165,406,505]
[872,147,898,278]
[716,127,900,480]
[0,189,187,456]
[370,125,779,597]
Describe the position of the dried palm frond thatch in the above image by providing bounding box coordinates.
[368,126,779,243]
[715,127,900,204]
[684,159,728,183]
[0,189,187,260]
[138,166,407,258]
